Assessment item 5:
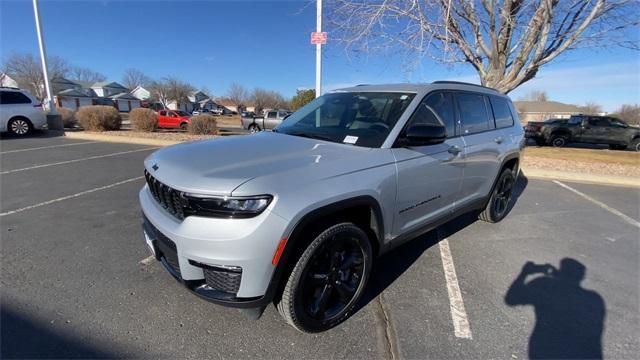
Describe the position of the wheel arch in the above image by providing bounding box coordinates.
[265,196,384,304]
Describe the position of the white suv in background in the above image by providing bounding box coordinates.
[0,87,46,136]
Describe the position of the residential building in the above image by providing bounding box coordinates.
[49,77,142,112]
[0,73,19,88]
[513,101,583,124]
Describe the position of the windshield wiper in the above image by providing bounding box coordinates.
[285,131,334,142]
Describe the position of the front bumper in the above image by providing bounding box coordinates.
[139,186,289,307]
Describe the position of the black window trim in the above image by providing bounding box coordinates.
[392,90,460,147]
[488,95,515,129]
[453,90,494,136]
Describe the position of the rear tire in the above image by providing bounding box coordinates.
[248,124,260,133]
[628,138,640,152]
[276,222,372,333]
[479,168,516,223]
[180,123,188,131]
[549,134,568,148]
[8,117,32,136]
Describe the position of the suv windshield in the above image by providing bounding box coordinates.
[276,92,415,148]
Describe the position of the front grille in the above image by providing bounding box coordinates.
[203,268,242,294]
[144,170,187,220]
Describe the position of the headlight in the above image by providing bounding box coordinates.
[183,193,273,218]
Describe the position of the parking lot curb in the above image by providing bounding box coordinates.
[521,166,640,188]
[64,131,181,147]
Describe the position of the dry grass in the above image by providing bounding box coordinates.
[129,108,158,132]
[75,106,121,131]
[523,146,640,177]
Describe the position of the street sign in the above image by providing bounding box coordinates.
[311,32,327,45]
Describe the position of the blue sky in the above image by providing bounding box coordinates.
[1,0,638,111]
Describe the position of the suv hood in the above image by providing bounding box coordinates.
[144,132,384,195]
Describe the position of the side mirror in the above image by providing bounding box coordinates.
[404,124,447,146]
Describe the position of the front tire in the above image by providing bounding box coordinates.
[8,117,32,136]
[479,168,516,223]
[277,223,372,332]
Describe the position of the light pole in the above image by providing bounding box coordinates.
[315,0,322,98]
[32,0,62,130]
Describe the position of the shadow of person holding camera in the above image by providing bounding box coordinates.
[505,258,605,359]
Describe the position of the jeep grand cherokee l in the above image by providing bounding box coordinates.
[140,81,524,332]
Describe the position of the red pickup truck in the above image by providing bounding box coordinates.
[157,110,191,130]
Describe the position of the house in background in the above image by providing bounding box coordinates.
[0,73,19,88]
[513,101,583,124]
[215,98,255,113]
[49,77,142,112]
[131,86,151,100]
[166,91,212,112]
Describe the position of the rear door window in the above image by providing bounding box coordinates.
[489,96,514,128]
[456,93,491,134]
[267,111,277,119]
[0,91,32,104]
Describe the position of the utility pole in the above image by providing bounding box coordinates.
[315,0,322,98]
[32,0,62,129]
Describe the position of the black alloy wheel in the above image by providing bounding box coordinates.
[493,173,515,219]
[479,168,516,223]
[277,223,372,332]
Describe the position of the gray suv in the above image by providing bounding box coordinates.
[140,81,524,332]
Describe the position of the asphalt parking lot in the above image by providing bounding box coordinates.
[1,133,638,359]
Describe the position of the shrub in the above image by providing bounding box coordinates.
[129,108,158,132]
[56,107,76,128]
[188,114,218,135]
[75,105,121,131]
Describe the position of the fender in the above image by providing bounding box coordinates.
[261,195,385,304]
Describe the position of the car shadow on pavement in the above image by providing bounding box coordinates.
[505,258,606,360]
[0,129,64,140]
[356,173,528,313]
[1,306,123,359]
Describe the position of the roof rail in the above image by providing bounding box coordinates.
[432,81,499,92]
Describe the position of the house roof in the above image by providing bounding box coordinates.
[57,88,91,97]
[51,76,79,86]
[91,81,128,89]
[109,92,139,100]
[514,101,582,113]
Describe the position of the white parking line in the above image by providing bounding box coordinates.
[0,147,158,175]
[0,141,99,154]
[439,238,473,339]
[0,176,144,217]
[553,180,640,229]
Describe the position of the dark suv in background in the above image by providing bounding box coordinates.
[525,115,640,151]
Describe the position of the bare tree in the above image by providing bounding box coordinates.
[227,82,248,108]
[519,90,549,102]
[148,76,195,109]
[122,68,152,90]
[3,53,70,100]
[612,104,639,126]
[329,0,639,93]
[250,88,287,114]
[69,66,106,83]
[580,101,603,114]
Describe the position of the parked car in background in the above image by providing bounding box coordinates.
[0,87,46,136]
[241,109,291,133]
[157,110,191,130]
[525,115,640,151]
[211,108,224,115]
[192,109,211,115]
[140,82,524,332]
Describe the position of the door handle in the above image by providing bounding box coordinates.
[447,145,461,155]
[494,136,504,144]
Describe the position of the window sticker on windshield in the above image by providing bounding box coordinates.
[400,95,408,100]
[343,135,358,144]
